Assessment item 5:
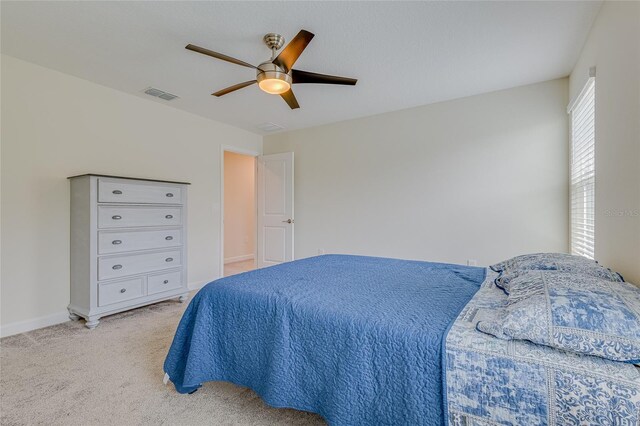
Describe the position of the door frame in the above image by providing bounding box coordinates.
[219,145,261,278]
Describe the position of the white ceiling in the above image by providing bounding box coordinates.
[1,1,601,135]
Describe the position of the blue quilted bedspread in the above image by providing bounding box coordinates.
[164,254,485,425]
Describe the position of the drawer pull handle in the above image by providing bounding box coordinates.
[112,190,122,195]
[163,280,169,284]
[112,264,123,270]
[165,236,173,241]
[166,193,174,198]
[112,215,122,220]
[120,288,127,293]
[112,240,122,245]
[165,215,173,219]
[165,257,173,262]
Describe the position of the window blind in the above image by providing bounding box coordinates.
[569,77,595,259]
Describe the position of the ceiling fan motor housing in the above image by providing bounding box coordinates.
[257,61,292,91]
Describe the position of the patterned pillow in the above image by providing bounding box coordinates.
[490,253,585,273]
[476,271,640,363]
[490,253,623,294]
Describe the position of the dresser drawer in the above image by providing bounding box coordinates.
[98,179,183,205]
[98,229,182,254]
[98,277,144,307]
[98,249,182,280]
[148,270,183,295]
[98,206,182,229]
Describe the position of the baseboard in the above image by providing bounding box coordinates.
[0,310,70,338]
[224,254,254,264]
[1,282,214,338]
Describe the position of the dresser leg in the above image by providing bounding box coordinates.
[67,308,81,321]
[178,294,189,303]
[85,317,100,329]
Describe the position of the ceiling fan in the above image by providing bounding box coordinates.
[185,30,357,109]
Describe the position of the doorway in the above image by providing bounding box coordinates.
[222,149,257,277]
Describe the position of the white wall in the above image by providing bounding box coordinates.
[264,78,570,266]
[569,1,640,284]
[224,151,255,263]
[0,55,262,333]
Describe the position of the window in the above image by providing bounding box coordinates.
[569,76,595,259]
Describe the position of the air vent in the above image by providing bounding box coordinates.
[256,122,284,132]
[143,87,179,101]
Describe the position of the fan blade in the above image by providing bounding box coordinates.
[272,30,314,72]
[186,44,258,69]
[292,69,357,86]
[280,89,300,109]
[212,80,257,97]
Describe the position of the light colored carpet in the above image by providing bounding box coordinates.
[0,296,326,426]
[224,260,256,277]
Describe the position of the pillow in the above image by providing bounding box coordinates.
[490,252,586,273]
[476,271,640,363]
[490,253,623,294]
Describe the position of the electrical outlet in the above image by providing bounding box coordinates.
[318,248,325,255]
[467,259,478,266]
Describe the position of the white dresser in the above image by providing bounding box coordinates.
[68,174,189,329]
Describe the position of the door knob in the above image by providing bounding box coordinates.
[282,219,294,224]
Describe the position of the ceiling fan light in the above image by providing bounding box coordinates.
[256,63,293,95]
[258,78,291,95]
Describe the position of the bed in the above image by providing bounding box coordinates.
[164,254,640,425]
